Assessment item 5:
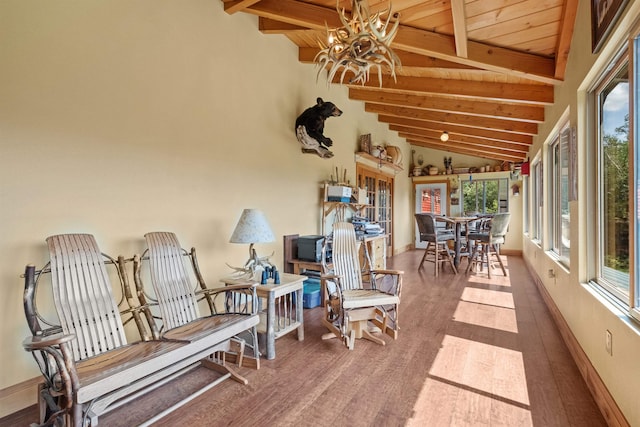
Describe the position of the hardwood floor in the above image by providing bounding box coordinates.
[1,251,606,426]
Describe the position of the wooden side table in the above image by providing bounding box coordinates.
[220,272,306,360]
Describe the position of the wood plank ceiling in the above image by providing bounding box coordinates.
[222,0,579,163]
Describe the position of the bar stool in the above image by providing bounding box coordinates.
[466,213,511,278]
[415,213,458,276]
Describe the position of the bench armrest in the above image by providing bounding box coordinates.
[195,283,257,296]
[371,269,403,275]
[23,332,75,351]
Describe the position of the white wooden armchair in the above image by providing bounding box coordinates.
[321,222,403,350]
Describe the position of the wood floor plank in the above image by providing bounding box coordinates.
[0,252,607,427]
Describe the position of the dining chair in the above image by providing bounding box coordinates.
[415,213,458,276]
[465,213,511,278]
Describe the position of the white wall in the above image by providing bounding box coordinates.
[0,0,414,414]
[522,1,640,425]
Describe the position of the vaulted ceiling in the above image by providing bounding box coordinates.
[221,0,579,163]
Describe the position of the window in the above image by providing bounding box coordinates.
[549,122,571,265]
[462,178,508,214]
[635,34,640,313]
[592,50,629,302]
[420,187,443,214]
[523,175,530,235]
[531,155,543,243]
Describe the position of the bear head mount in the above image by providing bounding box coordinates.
[295,97,343,159]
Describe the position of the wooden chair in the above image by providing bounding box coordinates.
[466,213,511,278]
[134,231,261,368]
[22,234,259,427]
[415,213,458,276]
[321,222,403,350]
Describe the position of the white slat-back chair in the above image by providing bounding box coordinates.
[48,234,128,360]
[322,222,403,350]
[138,232,260,366]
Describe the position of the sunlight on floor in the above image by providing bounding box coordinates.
[407,375,533,426]
[452,300,518,333]
[408,333,531,426]
[460,286,515,309]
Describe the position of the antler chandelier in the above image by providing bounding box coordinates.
[315,0,401,86]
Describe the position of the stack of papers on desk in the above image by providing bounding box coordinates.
[364,223,383,235]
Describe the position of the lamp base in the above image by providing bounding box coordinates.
[226,243,274,279]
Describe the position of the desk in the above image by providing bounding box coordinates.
[447,216,477,268]
[220,273,306,360]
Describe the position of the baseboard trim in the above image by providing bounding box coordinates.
[524,258,629,427]
[0,376,39,418]
[393,244,413,256]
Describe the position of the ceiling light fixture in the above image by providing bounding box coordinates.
[440,131,449,142]
[315,0,401,87]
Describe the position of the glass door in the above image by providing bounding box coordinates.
[415,182,447,248]
[356,165,394,255]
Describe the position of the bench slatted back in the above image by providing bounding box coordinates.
[332,222,364,291]
[47,234,127,360]
[144,232,200,331]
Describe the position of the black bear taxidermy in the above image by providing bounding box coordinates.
[295,97,343,158]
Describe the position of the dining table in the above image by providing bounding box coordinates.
[437,216,478,268]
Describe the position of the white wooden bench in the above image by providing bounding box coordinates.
[22,234,259,427]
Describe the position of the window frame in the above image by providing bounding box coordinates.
[530,153,543,244]
[461,177,509,215]
[548,121,571,266]
[590,45,631,305]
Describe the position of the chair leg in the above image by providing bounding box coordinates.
[485,244,491,279]
[446,245,458,274]
[434,242,439,277]
[493,244,508,276]
[419,242,431,270]
[466,241,478,274]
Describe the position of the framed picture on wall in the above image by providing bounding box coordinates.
[592,0,630,53]
[359,133,371,154]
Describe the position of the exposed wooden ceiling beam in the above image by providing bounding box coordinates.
[298,47,477,69]
[377,115,533,145]
[240,0,560,84]
[339,75,553,105]
[351,88,545,122]
[390,125,530,153]
[450,0,468,58]
[402,135,526,162]
[393,26,558,84]
[365,104,538,135]
[555,0,579,79]
[259,17,308,33]
[223,0,262,15]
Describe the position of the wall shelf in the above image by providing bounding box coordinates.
[355,152,403,174]
[321,182,369,235]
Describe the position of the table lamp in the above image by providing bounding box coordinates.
[229,208,275,277]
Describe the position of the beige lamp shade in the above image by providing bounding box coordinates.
[229,209,275,244]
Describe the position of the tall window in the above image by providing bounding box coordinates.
[523,175,530,235]
[462,178,508,214]
[635,34,640,313]
[549,123,571,265]
[531,155,543,243]
[593,52,629,301]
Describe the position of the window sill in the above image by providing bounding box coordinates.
[545,250,570,273]
[584,281,640,333]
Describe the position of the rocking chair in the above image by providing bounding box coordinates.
[321,222,403,350]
